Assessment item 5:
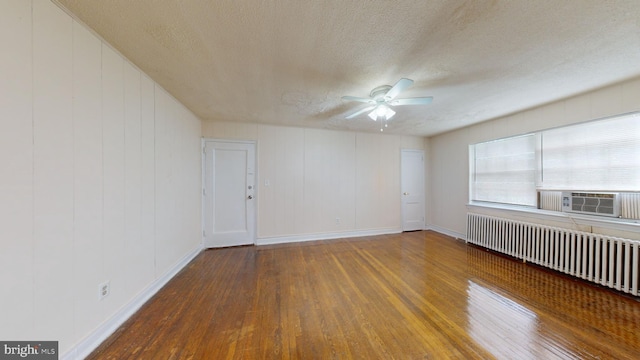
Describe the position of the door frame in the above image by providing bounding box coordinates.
[201,138,257,247]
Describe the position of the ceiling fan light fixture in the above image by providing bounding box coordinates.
[368,105,395,121]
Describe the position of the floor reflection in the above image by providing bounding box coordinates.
[466,245,640,359]
[467,280,541,359]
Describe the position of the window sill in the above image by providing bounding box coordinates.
[466,201,640,234]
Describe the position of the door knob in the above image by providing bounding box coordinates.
[403,192,409,195]
[247,195,253,200]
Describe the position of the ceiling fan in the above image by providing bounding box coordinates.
[342,78,433,128]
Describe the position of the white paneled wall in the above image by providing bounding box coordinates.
[428,75,640,237]
[72,20,103,339]
[202,121,259,140]
[304,129,357,233]
[154,87,202,272]
[258,125,305,237]
[204,123,424,242]
[0,0,34,341]
[102,42,128,318]
[139,74,157,288]
[123,62,144,297]
[33,0,74,345]
[355,133,401,230]
[0,1,202,357]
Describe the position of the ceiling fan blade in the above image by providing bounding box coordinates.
[345,105,376,119]
[384,78,414,101]
[341,96,375,104]
[389,97,433,106]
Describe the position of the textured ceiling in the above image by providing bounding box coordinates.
[55,0,640,136]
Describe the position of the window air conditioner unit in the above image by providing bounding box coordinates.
[561,192,619,217]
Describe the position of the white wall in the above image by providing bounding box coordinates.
[203,122,424,242]
[427,76,640,237]
[0,0,202,356]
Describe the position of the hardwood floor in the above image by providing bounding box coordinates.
[88,231,640,359]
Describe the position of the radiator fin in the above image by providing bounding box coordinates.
[466,213,640,297]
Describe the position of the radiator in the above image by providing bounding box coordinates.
[466,213,640,296]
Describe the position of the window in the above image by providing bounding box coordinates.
[539,113,640,191]
[470,112,640,206]
[471,134,537,206]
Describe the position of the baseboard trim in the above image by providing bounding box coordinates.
[425,225,466,241]
[62,244,203,360]
[257,228,402,246]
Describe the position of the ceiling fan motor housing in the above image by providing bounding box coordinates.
[370,85,392,100]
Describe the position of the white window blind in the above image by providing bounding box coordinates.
[539,113,640,191]
[472,134,537,206]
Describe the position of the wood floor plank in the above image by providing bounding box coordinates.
[88,231,640,359]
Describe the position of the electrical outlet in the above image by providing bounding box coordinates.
[335,217,341,225]
[98,281,110,300]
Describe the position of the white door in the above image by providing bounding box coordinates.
[203,140,256,248]
[401,149,425,231]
